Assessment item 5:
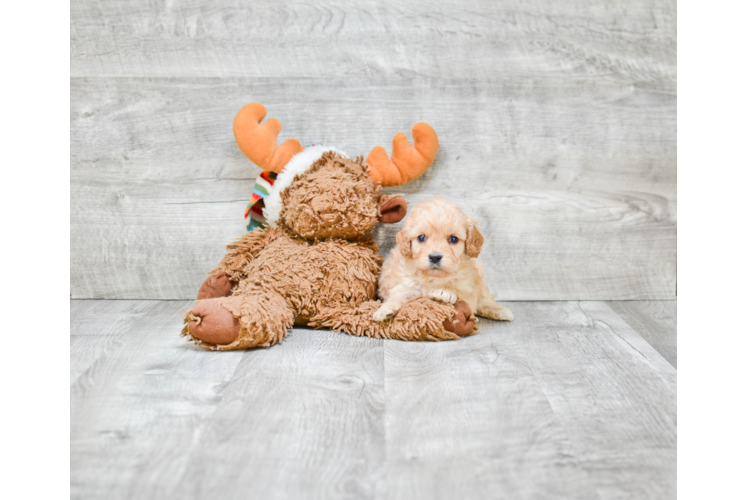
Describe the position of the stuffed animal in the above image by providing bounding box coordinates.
[181,103,476,350]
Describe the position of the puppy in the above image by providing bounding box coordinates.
[373,197,513,324]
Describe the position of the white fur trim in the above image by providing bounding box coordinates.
[262,145,346,226]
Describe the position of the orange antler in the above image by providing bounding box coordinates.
[366,123,439,187]
[233,103,303,173]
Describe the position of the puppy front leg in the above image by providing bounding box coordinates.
[373,286,419,322]
[427,288,457,304]
[373,300,404,322]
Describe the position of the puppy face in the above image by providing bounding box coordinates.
[396,197,484,277]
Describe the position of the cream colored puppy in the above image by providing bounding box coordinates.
[373,197,513,323]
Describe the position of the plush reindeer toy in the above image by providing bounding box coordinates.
[182,103,476,350]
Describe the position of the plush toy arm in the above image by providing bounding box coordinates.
[309,297,474,341]
[212,226,283,282]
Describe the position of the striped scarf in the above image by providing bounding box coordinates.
[244,170,277,231]
[244,144,326,231]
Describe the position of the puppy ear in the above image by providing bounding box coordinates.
[396,228,412,257]
[378,194,407,224]
[465,218,484,258]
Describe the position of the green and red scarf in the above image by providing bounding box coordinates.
[244,170,277,231]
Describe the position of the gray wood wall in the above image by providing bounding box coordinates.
[71,0,676,300]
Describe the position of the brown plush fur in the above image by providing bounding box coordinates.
[278,153,381,240]
[182,153,475,350]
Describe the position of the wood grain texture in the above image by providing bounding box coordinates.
[70,299,386,500]
[171,330,386,500]
[71,300,247,499]
[70,300,162,382]
[606,300,676,367]
[506,301,676,500]
[71,0,675,300]
[71,0,675,80]
[71,75,675,300]
[71,299,676,499]
[382,316,600,500]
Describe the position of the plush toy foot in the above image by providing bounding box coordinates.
[197,270,236,300]
[443,301,476,337]
[187,300,241,345]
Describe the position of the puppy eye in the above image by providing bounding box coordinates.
[449,236,459,244]
[417,234,426,243]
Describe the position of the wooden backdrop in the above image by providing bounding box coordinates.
[71,0,676,300]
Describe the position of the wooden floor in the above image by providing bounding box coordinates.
[71,299,676,500]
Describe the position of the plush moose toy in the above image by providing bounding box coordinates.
[181,103,476,350]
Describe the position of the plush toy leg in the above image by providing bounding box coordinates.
[310,297,476,341]
[196,270,236,300]
[211,227,283,282]
[182,291,294,351]
[184,299,241,345]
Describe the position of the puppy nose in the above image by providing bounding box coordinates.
[429,254,443,264]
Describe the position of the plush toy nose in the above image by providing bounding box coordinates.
[429,254,443,264]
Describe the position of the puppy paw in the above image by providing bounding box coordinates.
[479,305,513,321]
[428,288,457,304]
[373,303,400,322]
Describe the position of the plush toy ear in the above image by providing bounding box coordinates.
[465,219,484,258]
[396,228,413,258]
[378,195,407,224]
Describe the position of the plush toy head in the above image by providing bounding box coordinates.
[276,151,408,239]
[234,103,438,239]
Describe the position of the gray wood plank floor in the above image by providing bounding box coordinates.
[71,299,676,500]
